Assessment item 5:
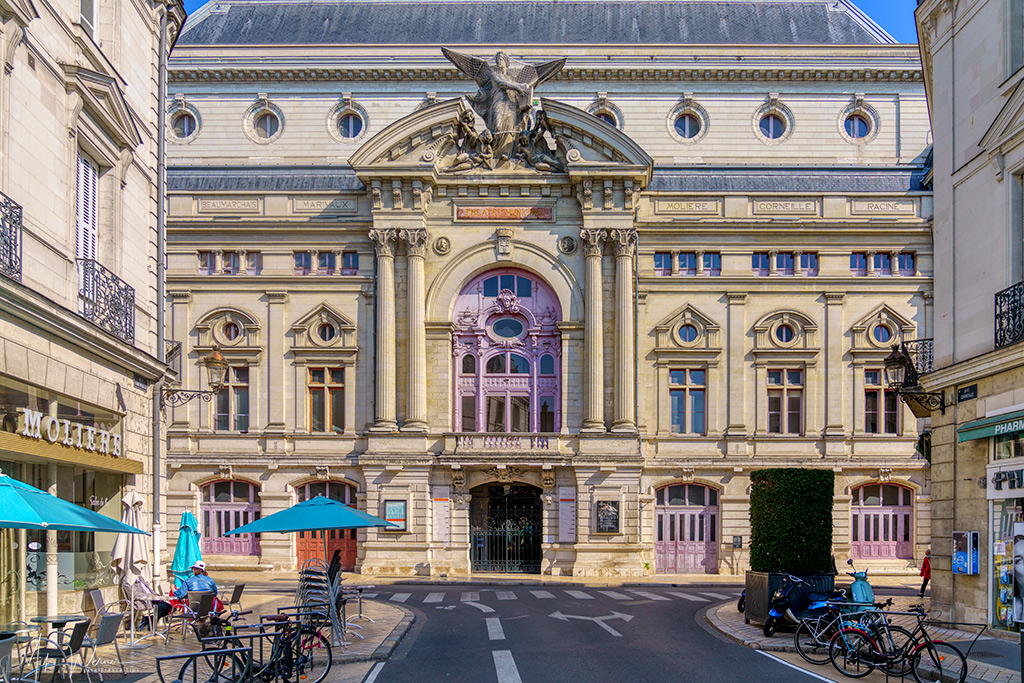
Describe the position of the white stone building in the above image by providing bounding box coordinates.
[165,0,934,577]
[0,0,185,617]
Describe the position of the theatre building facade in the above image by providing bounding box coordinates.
[165,0,935,576]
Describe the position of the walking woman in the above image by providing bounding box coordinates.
[919,549,931,597]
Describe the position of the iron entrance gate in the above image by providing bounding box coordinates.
[470,484,542,573]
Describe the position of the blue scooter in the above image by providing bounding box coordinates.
[763,575,845,637]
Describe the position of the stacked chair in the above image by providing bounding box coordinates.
[293,559,349,647]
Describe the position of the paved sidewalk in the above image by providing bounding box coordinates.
[706,594,1020,683]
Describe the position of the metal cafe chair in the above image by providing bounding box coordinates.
[81,613,126,679]
[167,592,215,641]
[22,620,92,683]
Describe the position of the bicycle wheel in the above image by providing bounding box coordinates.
[828,628,878,679]
[911,641,967,683]
[874,625,917,678]
[794,619,832,665]
[173,650,248,683]
[294,629,332,683]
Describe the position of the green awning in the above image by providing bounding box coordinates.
[957,409,1024,442]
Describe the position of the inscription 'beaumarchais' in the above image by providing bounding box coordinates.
[18,408,122,457]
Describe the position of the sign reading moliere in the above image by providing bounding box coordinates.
[456,206,553,221]
[655,199,721,215]
[18,408,122,457]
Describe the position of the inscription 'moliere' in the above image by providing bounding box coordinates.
[18,408,122,456]
[656,199,720,215]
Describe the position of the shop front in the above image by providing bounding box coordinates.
[0,375,143,620]
[962,409,1024,632]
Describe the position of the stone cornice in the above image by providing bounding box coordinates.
[168,65,922,84]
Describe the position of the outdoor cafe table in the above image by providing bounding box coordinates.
[29,615,88,630]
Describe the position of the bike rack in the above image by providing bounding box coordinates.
[156,646,253,683]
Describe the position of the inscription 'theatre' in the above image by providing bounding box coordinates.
[456,206,553,221]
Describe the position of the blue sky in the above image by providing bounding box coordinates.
[179,0,921,45]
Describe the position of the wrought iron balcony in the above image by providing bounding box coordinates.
[901,338,934,376]
[77,259,134,344]
[0,191,22,281]
[996,280,1024,349]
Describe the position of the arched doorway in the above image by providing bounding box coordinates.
[470,483,542,573]
[295,481,358,569]
[851,483,913,559]
[654,483,719,574]
[200,480,261,555]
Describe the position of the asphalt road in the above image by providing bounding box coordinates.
[359,584,837,683]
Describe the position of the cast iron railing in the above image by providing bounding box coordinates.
[902,338,934,376]
[996,280,1024,349]
[0,191,22,281]
[77,259,134,344]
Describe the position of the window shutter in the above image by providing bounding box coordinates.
[76,153,98,263]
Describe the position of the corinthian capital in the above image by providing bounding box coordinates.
[369,228,398,258]
[399,228,428,257]
[609,228,637,258]
[579,229,607,258]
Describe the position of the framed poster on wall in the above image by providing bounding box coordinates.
[384,500,407,531]
[596,500,619,533]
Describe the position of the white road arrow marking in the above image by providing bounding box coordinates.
[464,601,495,613]
[549,610,634,636]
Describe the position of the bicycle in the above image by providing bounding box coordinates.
[196,609,332,683]
[827,605,967,683]
[794,598,886,665]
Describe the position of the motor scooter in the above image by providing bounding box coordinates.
[763,574,846,637]
[845,558,874,604]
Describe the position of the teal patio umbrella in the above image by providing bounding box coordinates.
[225,496,396,561]
[170,510,203,583]
[0,473,148,533]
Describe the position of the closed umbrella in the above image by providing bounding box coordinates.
[225,496,396,561]
[0,474,147,534]
[111,490,152,587]
[170,511,203,583]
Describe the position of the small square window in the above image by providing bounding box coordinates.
[873,253,892,276]
[850,253,867,276]
[341,251,359,275]
[294,251,312,275]
[654,252,672,276]
[703,252,721,276]
[776,252,794,275]
[752,252,770,276]
[800,252,819,276]
[898,252,915,276]
[317,251,336,275]
[679,252,697,275]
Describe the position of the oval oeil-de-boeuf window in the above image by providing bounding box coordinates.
[492,318,524,339]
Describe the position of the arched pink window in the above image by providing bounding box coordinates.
[453,268,561,433]
[851,483,913,560]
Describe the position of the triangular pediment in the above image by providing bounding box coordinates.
[291,303,357,351]
[850,303,916,352]
[652,303,721,352]
[0,0,38,26]
[850,303,915,334]
[65,65,142,150]
[292,303,355,331]
[980,80,1024,152]
[349,96,652,182]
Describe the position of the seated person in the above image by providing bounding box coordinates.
[173,560,218,599]
[132,577,174,631]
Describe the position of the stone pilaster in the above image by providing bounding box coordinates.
[725,292,747,438]
[610,228,637,432]
[266,291,289,434]
[824,292,846,440]
[580,229,607,432]
[369,228,398,432]
[399,228,428,432]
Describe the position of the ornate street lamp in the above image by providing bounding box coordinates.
[883,344,945,416]
[161,348,229,407]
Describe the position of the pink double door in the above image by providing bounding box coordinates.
[200,480,261,556]
[654,484,719,574]
[850,483,913,560]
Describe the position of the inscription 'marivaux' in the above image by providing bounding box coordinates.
[294,198,356,213]
[19,408,122,457]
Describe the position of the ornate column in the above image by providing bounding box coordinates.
[580,229,606,432]
[399,228,428,432]
[369,229,398,431]
[610,228,637,432]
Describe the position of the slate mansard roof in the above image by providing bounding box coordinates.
[167,166,926,194]
[179,0,895,47]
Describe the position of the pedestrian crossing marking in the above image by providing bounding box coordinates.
[598,591,630,600]
[390,593,411,603]
[628,590,670,601]
[423,592,444,603]
[486,617,505,640]
[462,591,480,602]
[701,592,733,600]
[530,590,555,599]
[361,593,378,599]
[669,592,710,602]
[496,591,517,600]
[566,590,593,599]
